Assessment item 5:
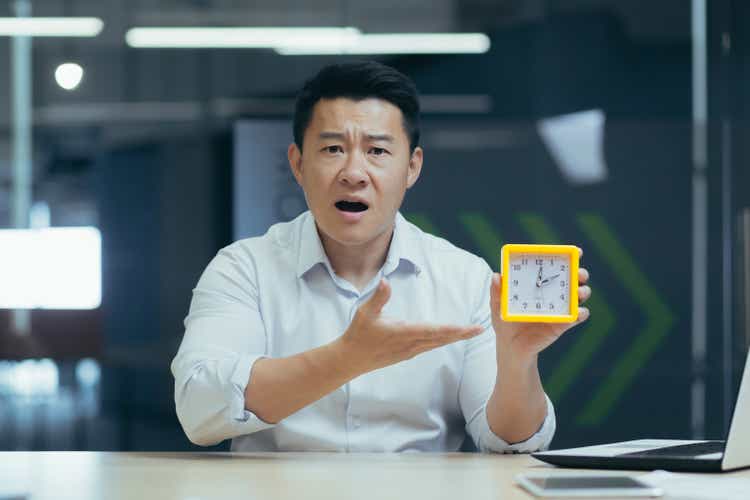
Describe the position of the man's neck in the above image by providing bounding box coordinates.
[318,223,395,292]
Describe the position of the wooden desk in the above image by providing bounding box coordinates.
[1,452,748,500]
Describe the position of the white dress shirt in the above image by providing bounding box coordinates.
[171,211,556,452]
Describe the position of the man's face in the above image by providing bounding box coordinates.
[288,97,423,248]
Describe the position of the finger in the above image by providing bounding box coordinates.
[575,307,590,324]
[547,306,590,337]
[578,285,591,303]
[431,324,484,343]
[578,267,589,284]
[407,323,483,342]
[490,273,501,312]
[578,247,584,259]
[363,278,391,316]
[419,326,485,352]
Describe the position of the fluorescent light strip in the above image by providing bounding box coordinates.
[0,17,103,37]
[277,33,491,55]
[124,27,490,54]
[125,27,360,48]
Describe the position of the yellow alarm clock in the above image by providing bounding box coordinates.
[500,244,579,323]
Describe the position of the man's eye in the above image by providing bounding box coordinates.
[370,147,387,156]
[324,145,343,154]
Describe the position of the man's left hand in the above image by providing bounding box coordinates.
[489,248,591,362]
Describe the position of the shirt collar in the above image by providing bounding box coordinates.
[295,211,423,279]
[296,212,333,278]
[383,212,423,276]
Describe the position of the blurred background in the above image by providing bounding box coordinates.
[0,0,748,452]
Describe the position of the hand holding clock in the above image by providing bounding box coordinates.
[491,247,591,360]
[485,245,590,443]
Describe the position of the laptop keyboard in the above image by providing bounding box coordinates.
[622,441,726,458]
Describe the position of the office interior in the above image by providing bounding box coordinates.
[0,0,749,458]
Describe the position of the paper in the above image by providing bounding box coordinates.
[640,470,750,500]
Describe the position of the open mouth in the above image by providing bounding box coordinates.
[335,200,369,213]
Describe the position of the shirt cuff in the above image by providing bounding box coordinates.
[228,354,277,431]
[476,393,556,453]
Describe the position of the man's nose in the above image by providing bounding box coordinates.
[338,157,369,187]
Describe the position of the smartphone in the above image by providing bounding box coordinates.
[515,472,663,498]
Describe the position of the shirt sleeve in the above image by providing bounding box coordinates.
[458,261,557,453]
[171,245,276,446]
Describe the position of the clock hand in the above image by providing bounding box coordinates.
[540,273,561,286]
[536,265,543,287]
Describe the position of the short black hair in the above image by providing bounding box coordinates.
[293,61,420,153]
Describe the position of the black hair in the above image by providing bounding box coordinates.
[293,61,420,153]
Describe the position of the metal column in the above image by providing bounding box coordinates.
[690,0,708,439]
[10,0,33,335]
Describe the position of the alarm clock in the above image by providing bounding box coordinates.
[500,244,579,323]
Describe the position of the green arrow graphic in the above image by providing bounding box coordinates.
[404,213,441,237]
[517,213,558,245]
[457,212,503,271]
[546,293,616,403]
[516,213,617,404]
[575,214,674,425]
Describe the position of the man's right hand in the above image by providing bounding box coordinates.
[335,279,484,375]
[246,278,483,424]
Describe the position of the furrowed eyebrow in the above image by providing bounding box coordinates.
[317,132,394,143]
[318,131,346,141]
[366,134,394,143]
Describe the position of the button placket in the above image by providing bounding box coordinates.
[345,292,361,449]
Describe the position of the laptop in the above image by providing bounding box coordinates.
[533,348,750,472]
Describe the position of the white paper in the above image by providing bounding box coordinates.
[640,470,750,500]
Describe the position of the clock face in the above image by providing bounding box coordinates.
[506,253,572,316]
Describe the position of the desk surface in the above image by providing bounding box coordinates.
[1,452,748,500]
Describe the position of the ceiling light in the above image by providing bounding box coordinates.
[0,17,103,37]
[125,27,360,49]
[55,62,84,90]
[276,33,491,55]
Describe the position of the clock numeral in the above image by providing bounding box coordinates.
[549,303,555,310]
[522,258,528,265]
[560,281,566,287]
[512,294,519,301]
[512,279,519,287]
[549,259,554,266]
[536,302,541,309]
[535,259,543,265]
[522,302,528,310]
[560,264,566,271]
[560,294,566,301]
[513,264,521,271]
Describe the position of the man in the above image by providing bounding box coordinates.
[171,61,591,452]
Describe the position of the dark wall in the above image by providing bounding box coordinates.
[94,133,231,450]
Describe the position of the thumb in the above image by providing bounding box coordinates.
[363,278,391,316]
[490,273,502,312]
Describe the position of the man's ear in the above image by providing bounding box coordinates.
[288,142,304,187]
[406,146,423,189]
